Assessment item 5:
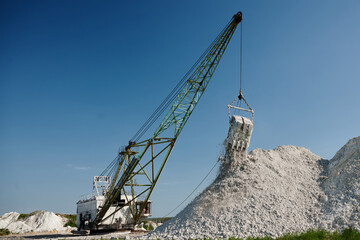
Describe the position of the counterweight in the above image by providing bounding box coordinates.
[92,11,243,230]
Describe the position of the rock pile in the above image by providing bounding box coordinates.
[148,135,360,239]
[321,136,360,230]
[0,211,70,234]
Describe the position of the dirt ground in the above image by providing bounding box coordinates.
[0,230,147,240]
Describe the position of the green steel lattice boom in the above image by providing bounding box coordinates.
[93,11,243,229]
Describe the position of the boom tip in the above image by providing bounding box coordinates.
[234,11,243,23]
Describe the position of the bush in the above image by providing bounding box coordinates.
[141,217,172,224]
[219,228,360,240]
[0,228,11,236]
[17,210,41,220]
[17,214,29,220]
[62,214,77,227]
[142,222,154,231]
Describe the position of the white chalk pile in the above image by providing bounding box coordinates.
[148,136,360,239]
[0,211,70,234]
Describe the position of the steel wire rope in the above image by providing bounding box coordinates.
[100,155,118,176]
[100,155,121,180]
[108,161,119,179]
[132,85,185,142]
[130,80,186,142]
[132,30,229,143]
[100,18,235,183]
[130,20,233,143]
[240,21,243,93]
[237,21,243,111]
[131,30,226,142]
[93,156,119,196]
[163,19,240,218]
[163,159,220,217]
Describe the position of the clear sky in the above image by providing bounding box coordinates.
[1,0,359,217]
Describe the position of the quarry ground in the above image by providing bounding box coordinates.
[0,230,147,240]
[2,228,360,240]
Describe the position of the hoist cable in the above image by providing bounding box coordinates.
[163,160,220,217]
[100,155,118,176]
[130,19,233,143]
[101,17,236,179]
[240,21,243,93]
[131,21,231,142]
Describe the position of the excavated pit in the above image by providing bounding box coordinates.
[147,116,360,239]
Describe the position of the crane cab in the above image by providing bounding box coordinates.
[76,176,152,231]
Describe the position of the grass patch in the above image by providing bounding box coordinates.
[17,210,42,220]
[0,228,11,236]
[17,214,29,220]
[226,228,360,240]
[140,217,172,224]
[56,228,360,240]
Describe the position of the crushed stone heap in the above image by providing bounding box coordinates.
[148,115,360,239]
[321,137,360,229]
[0,211,69,234]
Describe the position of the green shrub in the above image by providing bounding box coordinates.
[17,210,42,221]
[17,214,29,220]
[143,222,154,231]
[61,214,77,227]
[222,228,360,240]
[0,228,11,236]
[140,217,172,224]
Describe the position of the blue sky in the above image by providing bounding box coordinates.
[1,0,359,217]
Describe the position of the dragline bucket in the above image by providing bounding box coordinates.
[226,115,253,153]
[226,90,254,159]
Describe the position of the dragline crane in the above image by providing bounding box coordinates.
[76,11,243,232]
